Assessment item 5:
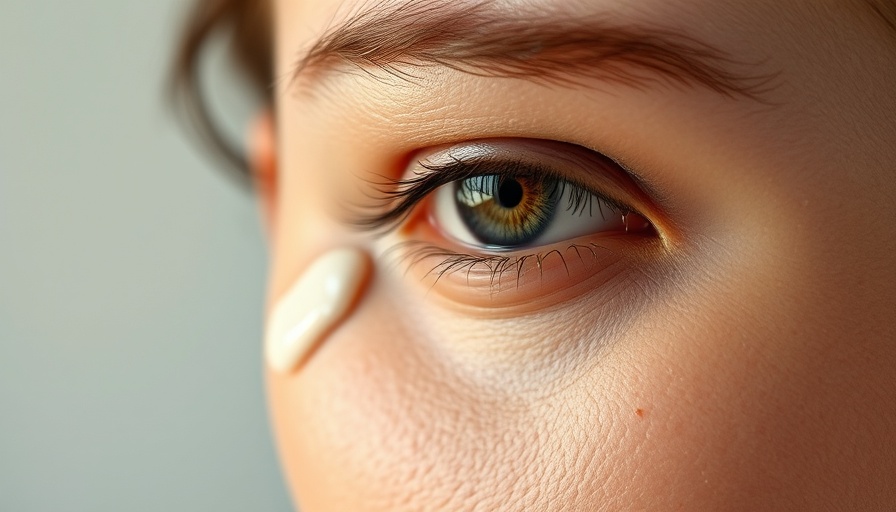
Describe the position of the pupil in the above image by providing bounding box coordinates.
[497,179,524,208]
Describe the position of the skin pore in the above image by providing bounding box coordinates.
[256,0,896,510]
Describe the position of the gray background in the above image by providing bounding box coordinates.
[0,1,292,510]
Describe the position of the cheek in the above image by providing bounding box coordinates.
[267,264,895,511]
[267,277,633,511]
[264,278,663,510]
[596,289,896,510]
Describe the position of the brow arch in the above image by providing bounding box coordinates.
[291,0,774,99]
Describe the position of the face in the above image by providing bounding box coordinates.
[261,0,896,509]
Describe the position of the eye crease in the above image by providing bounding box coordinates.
[355,139,654,234]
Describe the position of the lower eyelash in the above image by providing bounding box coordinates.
[385,240,617,291]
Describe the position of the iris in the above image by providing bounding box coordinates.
[455,174,560,247]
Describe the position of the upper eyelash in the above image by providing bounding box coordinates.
[352,156,630,233]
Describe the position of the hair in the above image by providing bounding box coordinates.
[170,0,272,186]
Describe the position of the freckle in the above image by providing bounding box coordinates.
[635,408,644,418]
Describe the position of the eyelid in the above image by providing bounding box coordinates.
[357,138,667,310]
[353,138,661,237]
[425,140,656,214]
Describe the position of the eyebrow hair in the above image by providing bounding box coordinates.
[291,0,773,99]
[862,0,896,37]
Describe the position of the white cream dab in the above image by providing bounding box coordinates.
[265,248,370,374]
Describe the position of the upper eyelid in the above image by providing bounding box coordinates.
[350,141,645,234]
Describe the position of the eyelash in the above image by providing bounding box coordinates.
[352,156,639,288]
[386,239,618,289]
[355,157,631,232]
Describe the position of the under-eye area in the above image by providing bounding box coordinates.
[383,236,655,309]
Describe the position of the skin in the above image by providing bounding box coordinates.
[254,0,896,510]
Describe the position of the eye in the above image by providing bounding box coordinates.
[433,172,649,250]
[354,138,660,308]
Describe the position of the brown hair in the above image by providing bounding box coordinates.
[170,0,272,185]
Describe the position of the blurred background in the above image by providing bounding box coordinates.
[0,1,292,510]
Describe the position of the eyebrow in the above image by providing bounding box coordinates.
[291,0,772,99]
[863,0,896,37]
